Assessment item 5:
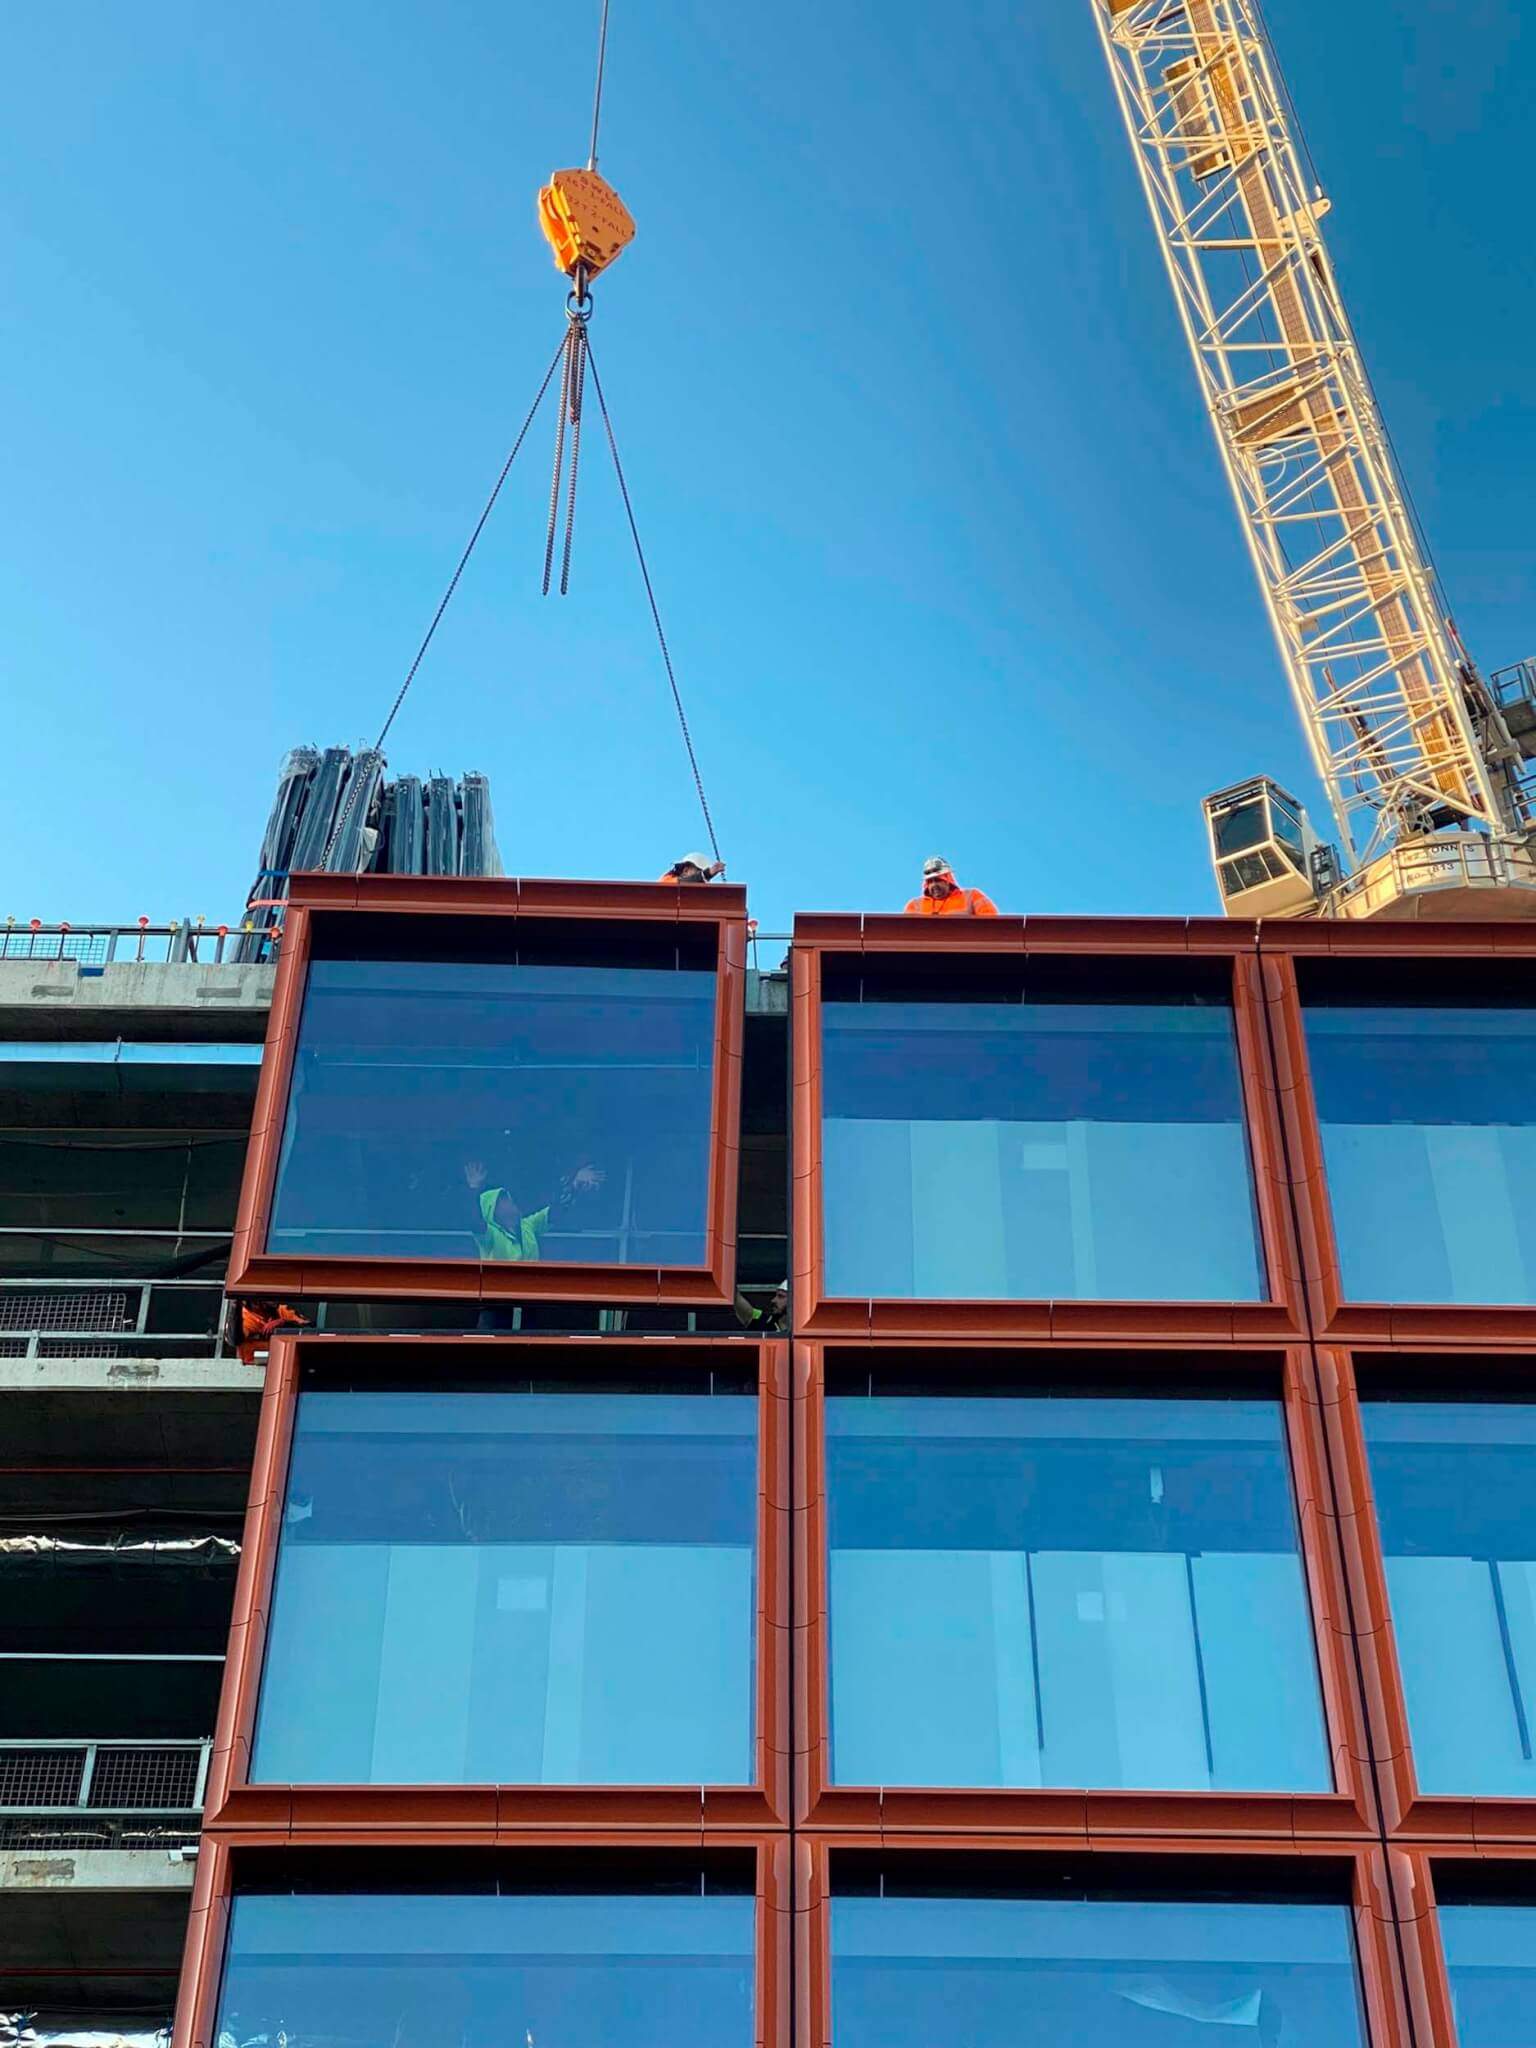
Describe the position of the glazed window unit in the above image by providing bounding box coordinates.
[1301,963,1536,1306]
[818,957,1265,1304]
[829,1861,1367,2048]
[1362,1391,1536,1799]
[823,1371,1329,1792]
[268,925,719,1269]
[1438,1891,1536,2045]
[251,1366,759,1787]
[210,1860,756,2048]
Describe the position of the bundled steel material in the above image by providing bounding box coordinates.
[460,771,498,877]
[1,2019,171,2048]
[238,749,502,957]
[425,774,458,876]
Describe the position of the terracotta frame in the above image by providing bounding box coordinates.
[1259,919,1536,1347]
[795,1833,1411,2048]
[1386,1845,1536,2048]
[227,873,748,1307]
[1319,1342,1536,1848]
[790,914,1304,1343]
[793,1338,1376,1840]
[205,1331,789,1832]
[174,1830,791,2048]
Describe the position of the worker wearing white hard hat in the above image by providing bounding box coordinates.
[659,851,727,883]
[905,856,998,916]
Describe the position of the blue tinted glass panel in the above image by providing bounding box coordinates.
[1442,1904,1536,2044]
[270,961,716,1264]
[832,1893,1365,2047]
[821,1001,1262,1300]
[1361,1401,1536,1796]
[252,1389,756,1784]
[1306,1007,1536,1303]
[215,1890,754,2048]
[827,1394,1329,1791]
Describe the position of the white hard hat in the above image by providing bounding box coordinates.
[923,855,952,877]
[677,852,713,872]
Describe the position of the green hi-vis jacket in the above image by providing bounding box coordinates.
[476,1187,551,1262]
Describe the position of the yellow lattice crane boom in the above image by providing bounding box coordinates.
[1087,0,1536,918]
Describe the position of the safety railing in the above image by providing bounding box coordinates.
[0,1739,210,1852]
[0,920,270,966]
[0,1279,230,1360]
[0,1740,211,1813]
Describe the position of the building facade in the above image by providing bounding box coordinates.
[4,884,1535,2046]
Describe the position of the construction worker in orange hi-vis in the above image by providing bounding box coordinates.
[237,1300,309,1366]
[659,851,727,883]
[905,856,999,916]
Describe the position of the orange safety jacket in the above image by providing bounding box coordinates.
[237,1302,308,1366]
[904,883,999,916]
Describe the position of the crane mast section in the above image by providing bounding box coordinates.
[1090,0,1499,865]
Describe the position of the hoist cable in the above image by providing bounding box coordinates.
[321,332,567,866]
[587,0,613,170]
[583,334,722,864]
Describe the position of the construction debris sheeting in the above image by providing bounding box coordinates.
[238,747,501,960]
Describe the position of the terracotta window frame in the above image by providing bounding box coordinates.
[1320,1343,1536,1848]
[228,874,748,1308]
[1259,921,1536,1346]
[206,1331,788,1832]
[795,1834,1411,2048]
[793,1339,1375,1840]
[174,1832,790,2048]
[1386,1846,1536,2048]
[791,914,1303,1342]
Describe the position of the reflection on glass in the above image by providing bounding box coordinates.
[1442,1903,1536,2044]
[253,1388,756,1785]
[1305,1006,1536,1303]
[270,961,717,1264]
[827,1392,1329,1791]
[215,1888,755,2048]
[1362,1401,1536,1797]
[820,999,1263,1301]
[832,1890,1366,2047]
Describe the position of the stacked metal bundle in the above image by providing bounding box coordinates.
[238,749,501,959]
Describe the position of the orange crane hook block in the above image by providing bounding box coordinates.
[537,168,635,282]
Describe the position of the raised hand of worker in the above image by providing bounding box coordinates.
[464,1159,488,1191]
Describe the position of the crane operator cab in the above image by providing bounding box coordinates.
[1203,777,1338,918]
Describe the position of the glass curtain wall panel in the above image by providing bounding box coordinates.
[213,1885,755,2048]
[269,931,718,1267]
[819,961,1263,1302]
[252,1382,757,1785]
[1303,987,1536,1304]
[1362,1398,1536,1796]
[832,1884,1367,2047]
[1440,1902,1536,2045]
[826,1387,1329,1791]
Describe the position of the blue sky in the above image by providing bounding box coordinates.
[3,0,1531,935]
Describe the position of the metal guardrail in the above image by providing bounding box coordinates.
[0,1280,229,1360]
[0,1813,202,1853]
[0,922,269,967]
[0,1741,211,1816]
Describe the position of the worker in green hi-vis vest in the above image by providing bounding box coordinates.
[462,1157,605,1261]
